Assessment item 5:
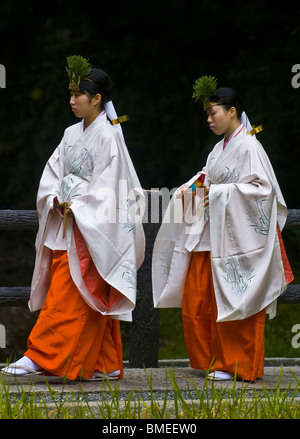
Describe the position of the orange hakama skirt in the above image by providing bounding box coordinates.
[25,250,123,380]
[182,232,293,381]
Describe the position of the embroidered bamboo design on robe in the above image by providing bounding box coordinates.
[246,198,271,235]
[217,166,240,184]
[65,144,97,177]
[158,242,175,274]
[59,142,98,204]
[223,256,256,295]
[117,198,138,234]
[121,260,136,289]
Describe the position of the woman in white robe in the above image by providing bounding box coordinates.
[2,58,145,380]
[152,85,293,381]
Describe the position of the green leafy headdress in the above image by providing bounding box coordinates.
[66,55,92,93]
[192,75,218,111]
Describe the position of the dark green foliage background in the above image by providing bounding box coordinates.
[1,0,300,208]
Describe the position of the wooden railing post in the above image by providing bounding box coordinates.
[129,190,162,368]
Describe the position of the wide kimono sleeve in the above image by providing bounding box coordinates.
[66,127,145,319]
[152,167,208,308]
[29,131,67,311]
[29,122,145,321]
[209,136,289,322]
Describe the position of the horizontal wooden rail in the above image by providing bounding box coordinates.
[0,208,299,230]
[0,283,299,306]
[0,210,38,230]
[284,209,300,229]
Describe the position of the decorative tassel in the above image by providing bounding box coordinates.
[187,173,206,195]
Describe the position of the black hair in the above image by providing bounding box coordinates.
[79,68,113,110]
[210,87,243,119]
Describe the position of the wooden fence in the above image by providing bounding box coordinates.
[0,193,299,367]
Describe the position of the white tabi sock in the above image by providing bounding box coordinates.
[2,356,42,375]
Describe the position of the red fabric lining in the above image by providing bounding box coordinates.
[73,220,124,309]
[277,223,294,285]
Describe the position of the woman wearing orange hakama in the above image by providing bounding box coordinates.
[152,78,293,381]
[2,56,145,380]
[25,248,123,380]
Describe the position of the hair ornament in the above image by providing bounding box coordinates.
[111,115,130,125]
[66,55,92,93]
[248,125,263,136]
[192,75,218,110]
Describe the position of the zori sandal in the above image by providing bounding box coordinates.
[1,363,44,377]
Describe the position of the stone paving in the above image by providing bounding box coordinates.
[2,358,300,399]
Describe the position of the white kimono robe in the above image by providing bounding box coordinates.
[29,112,145,321]
[152,127,288,322]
